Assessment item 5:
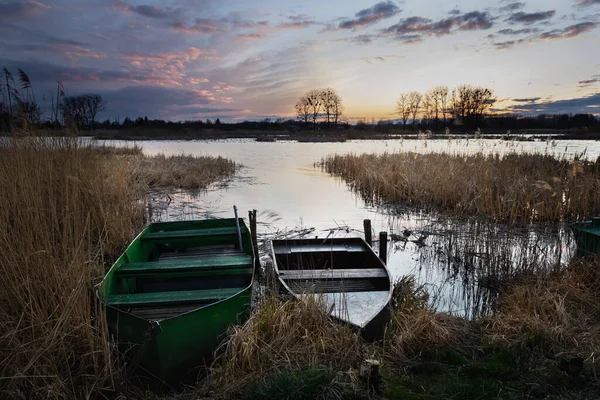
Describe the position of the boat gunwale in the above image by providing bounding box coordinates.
[271,236,392,330]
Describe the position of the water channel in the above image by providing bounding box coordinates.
[103,137,600,318]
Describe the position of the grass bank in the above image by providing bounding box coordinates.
[194,261,600,399]
[0,137,238,399]
[322,151,600,224]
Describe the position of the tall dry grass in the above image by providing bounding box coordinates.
[202,296,363,398]
[322,151,600,223]
[383,276,472,360]
[0,137,145,398]
[125,153,237,189]
[486,257,600,359]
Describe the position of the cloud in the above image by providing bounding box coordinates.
[492,21,597,49]
[237,33,264,39]
[274,14,316,29]
[493,39,527,49]
[512,97,541,102]
[579,78,600,87]
[172,19,228,35]
[112,1,180,19]
[448,9,461,15]
[499,2,525,12]
[506,10,555,25]
[540,22,598,39]
[576,0,600,7]
[0,0,49,20]
[496,28,537,35]
[120,47,216,85]
[383,11,493,42]
[96,85,231,120]
[338,1,400,30]
[508,92,600,115]
[350,34,376,44]
[363,54,404,64]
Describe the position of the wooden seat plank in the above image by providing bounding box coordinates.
[116,254,252,275]
[107,287,243,307]
[142,227,247,241]
[274,243,366,255]
[279,268,387,280]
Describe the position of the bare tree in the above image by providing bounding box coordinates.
[305,89,322,130]
[421,91,435,129]
[319,88,336,129]
[62,96,88,129]
[434,86,449,127]
[295,95,311,123]
[332,92,343,129]
[407,91,422,131]
[450,85,494,128]
[395,93,411,131]
[83,94,106,130]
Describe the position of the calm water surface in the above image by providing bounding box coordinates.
[103,138,600,317]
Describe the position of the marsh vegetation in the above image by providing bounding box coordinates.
[2,135,600,399]
[0,136,238,398]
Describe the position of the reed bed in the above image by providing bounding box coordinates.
[322,151,600,224]
[125,153,237,189]
[384,277,473,360]
[487,257,600,359]
[0,137,239,399]
[0,137,145,399]
[201,296,363,398]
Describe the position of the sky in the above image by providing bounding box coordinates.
[1,0,599,122]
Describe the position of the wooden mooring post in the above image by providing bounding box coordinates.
[248,209,261,276]
[363,219,372,246]
[379,231,387,265]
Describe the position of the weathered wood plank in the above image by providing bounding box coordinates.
[287,279,384,293]
[273,243,367,254]
[142,227,248,241]
[279,268,387,280]
[117,254,252,275]
[108,287,243,307]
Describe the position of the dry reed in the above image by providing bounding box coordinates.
[0,137,146,399]
[201,296,363,398]
[384,277,472,361]
[486,257,600,359]
[125,153,237,189]
[322,151,600,223]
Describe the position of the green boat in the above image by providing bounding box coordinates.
[572,217,600,256]
[98,217,255,381]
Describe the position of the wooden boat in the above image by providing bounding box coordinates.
[271,237,392,339]
[99,218,255,381]
[572,217,600,256]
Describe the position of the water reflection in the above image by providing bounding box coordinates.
[98,138,598,317]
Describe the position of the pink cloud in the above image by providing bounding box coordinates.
[237,33,265,39]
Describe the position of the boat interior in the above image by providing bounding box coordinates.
[273,238,390,294]
[104,221,253,320]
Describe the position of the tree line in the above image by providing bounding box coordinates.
[0,67,106,132]
[395,85,495,132]
[295,88,344,129]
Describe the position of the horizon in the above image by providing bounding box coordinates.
[1,0,599,123]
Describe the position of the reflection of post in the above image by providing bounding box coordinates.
[363,219,372,246]
[379,231,387,265]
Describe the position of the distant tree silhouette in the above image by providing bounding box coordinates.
[395,93,411,131]
[296,88,344,130]
[305,89,322,130]
[295,95,311,123]
[408,91,422,130]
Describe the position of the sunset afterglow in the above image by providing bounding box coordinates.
[1,0,599,122]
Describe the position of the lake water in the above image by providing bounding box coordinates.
[102,137,600,317]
